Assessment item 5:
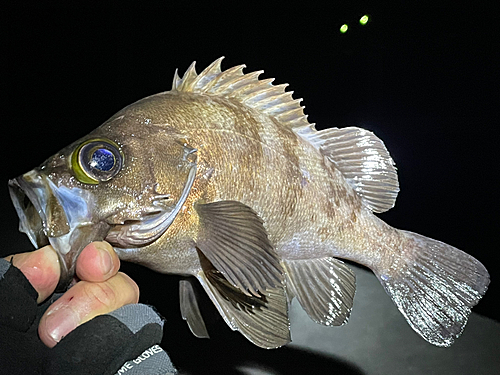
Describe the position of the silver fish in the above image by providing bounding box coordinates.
[9,57,489,348]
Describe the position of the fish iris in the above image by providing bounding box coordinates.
[71,138,123,184]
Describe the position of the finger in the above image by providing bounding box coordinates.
[76,241,120,282]
[38,272,139,348]
[4,245,60,304]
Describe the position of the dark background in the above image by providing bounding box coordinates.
[2,2,498,373]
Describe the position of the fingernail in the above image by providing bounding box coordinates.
[96,243,113,275]
[44,305,80,344]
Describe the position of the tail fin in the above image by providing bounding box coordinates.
[374,230,489,347]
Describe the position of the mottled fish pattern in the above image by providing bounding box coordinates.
[9,58,489,348]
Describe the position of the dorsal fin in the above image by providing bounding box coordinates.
[171,57,311,130]
[306,126,400,213]
[171,59,399,212]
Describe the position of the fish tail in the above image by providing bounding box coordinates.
[373,230,489,347]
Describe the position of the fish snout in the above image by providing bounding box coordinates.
[9,170,109,291]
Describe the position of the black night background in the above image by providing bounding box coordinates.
[2,2,499,374]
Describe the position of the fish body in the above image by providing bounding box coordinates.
[116,93,390,277]
[9,58,489,349]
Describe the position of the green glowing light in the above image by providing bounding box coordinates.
[340,24,348,33]
[360,15,369,25]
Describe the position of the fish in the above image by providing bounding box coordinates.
[9,57,489,349]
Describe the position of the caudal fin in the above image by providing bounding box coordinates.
[374,230,489,347]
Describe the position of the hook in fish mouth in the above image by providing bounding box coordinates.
[8,171,109,291]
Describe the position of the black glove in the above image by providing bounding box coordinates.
[0,258,177,375]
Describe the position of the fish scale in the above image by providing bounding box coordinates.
[9,57,489,349]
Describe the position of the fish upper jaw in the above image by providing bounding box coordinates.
[9,170,110,291]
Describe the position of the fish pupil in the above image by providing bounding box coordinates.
[89,148,115,171]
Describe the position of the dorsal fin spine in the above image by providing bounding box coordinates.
[238,78,276,98]
[222,71,265,96]
[193,57,224,91]
[241,79,278,102]
[276,107,306,122]
[194,63,243,93]
[251,87,289,108]
[177,61,198,92]
[270,103,304,119]
[172,69,182,91]
[289,117,311,128]
[253,87,290,110]
[172,58,309,130]
[227,71,266,96]
[210,65,246,92]
[295,124,317,138]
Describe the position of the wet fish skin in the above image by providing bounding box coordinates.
[11,116,197,285]
[9,58,489,349]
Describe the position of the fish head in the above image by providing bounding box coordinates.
[9,104,197,290]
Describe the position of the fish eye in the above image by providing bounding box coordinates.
[71,139,123,184]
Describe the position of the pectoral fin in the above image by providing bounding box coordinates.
[284,257,356,326]
[195,200,284,297]
[179,279,209,338]
[196,251,290,349]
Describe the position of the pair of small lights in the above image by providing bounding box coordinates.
[340,15,370,33]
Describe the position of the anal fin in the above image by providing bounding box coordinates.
[179,279,209,339]
[284,257,356,326]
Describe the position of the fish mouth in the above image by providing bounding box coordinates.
[9,176,51,250]
[9,171,110,291]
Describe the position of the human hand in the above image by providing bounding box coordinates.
[6,241,139,347]
[1,242,177,374]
